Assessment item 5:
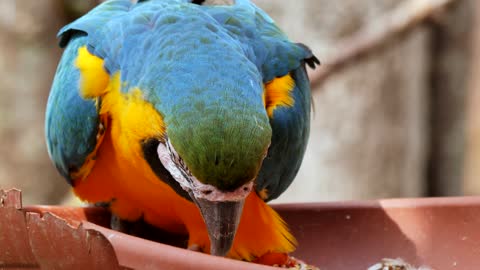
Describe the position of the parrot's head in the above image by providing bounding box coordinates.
[145,70,272,256]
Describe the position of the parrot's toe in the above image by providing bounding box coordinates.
[110,214,132,233]
[253,252,289,266]
[187,244,203,252]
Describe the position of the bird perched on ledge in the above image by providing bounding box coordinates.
[46,0,318,264]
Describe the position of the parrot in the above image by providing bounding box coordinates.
[45,0,319,264]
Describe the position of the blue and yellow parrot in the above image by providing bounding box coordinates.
[46,0,318,263]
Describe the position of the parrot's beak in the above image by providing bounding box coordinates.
[190,194,245,257]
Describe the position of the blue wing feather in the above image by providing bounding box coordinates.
[45,35,100,185]
[255,67,312,201]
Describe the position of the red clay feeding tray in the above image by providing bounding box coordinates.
[1,189,479,269]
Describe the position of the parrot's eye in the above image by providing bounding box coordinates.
[177,157,192,177]
[164,138,192,178]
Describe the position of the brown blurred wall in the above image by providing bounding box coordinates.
[428,0,472,196]
[0,1,69,205]
[464,0,480,195]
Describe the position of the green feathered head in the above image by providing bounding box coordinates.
[167,103,272,191]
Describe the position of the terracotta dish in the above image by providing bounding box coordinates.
[1,189,479,269]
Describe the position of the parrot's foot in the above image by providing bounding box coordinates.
[187,244,203,252]
[253,253,319,270]
[110,214,131,233]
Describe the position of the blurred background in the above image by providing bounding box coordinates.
[0,0,479,205]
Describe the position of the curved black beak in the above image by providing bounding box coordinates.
[190,195,245,256]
